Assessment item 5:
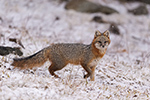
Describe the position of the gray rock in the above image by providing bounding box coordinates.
[65,0,118,14]
[128,5,148,15]
[109,23,120,35]
[119,0,150,4]
[0,46,23,56]
[92,16,109,23]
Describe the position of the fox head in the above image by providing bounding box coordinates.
[92,30,111,52]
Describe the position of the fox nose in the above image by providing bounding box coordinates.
[102,45,105,48]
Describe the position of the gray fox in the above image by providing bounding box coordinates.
[12,30,111,81]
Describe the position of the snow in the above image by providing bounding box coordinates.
[0,0,150,99]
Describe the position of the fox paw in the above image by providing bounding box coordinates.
[54,74,60,78]
[84,74,90,79]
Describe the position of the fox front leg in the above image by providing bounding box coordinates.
[90,66,96,81]
[82,63,92,79]
[83,65,96,81]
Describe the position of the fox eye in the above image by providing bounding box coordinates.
[104,41,108,44]
[98,41,102,44]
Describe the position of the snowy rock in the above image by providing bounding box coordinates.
[128,5,149,15]
[65,0,118,14]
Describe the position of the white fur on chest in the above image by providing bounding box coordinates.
[89,57,101,67]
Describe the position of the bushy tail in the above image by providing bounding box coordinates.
[11,47,50,69]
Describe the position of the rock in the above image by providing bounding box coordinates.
[59,0,69,3]
[140,0,150,4]
[92,16,120,35]
[0,17,3,23]
[128,5,148,15]
[92,16,108,23]
[109,23,120,35]
[65,0,118,14]
[119,0,150,4]
[0,46,23,56]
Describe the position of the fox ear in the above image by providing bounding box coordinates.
[94,30,102,38]
[103,30,110,38]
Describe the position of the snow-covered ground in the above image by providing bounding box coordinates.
[0,0,150,99]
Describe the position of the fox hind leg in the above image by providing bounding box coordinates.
[49,65,59,78]
[48,62,66,78]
